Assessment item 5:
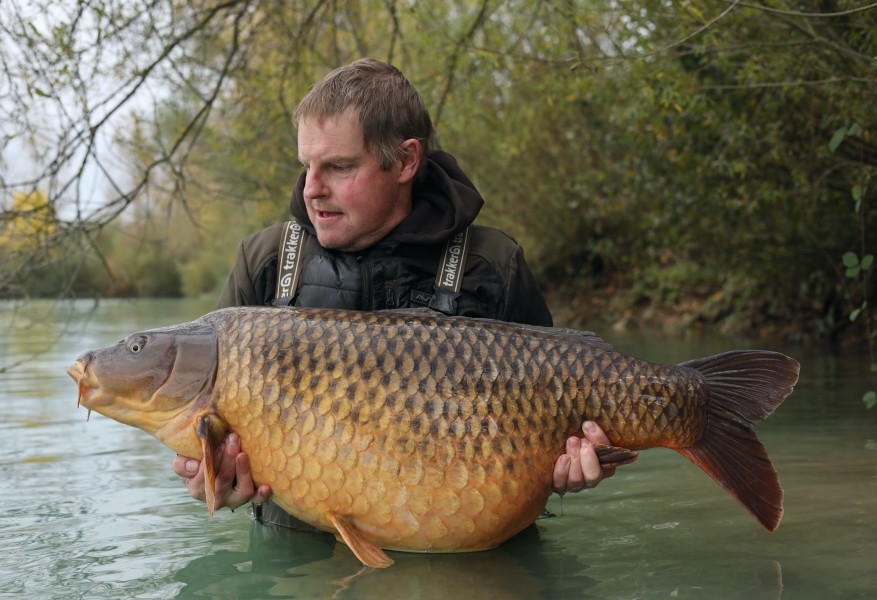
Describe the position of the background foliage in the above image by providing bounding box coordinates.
[1,0,875,348]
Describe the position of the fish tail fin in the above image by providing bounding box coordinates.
[676,350,800,532]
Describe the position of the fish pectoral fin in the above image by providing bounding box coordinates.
[594,444,638,469]
[327,512,394,569]
[194,411,228,518]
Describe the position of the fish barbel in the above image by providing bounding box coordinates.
[66,306,799,568]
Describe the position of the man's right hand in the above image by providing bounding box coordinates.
[171,432,272,511]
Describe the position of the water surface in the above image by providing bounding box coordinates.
[1,299,874,599]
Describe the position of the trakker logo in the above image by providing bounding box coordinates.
[437,228,470,293]
[277,222,305,299]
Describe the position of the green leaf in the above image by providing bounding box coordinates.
[30,86,51,98]
[864,390,877,409]
[848,123,862,136]
[870,363,877,373]
[850,307,861,321]
[861,255,874,270]
[852,185,863,201]
[829,128,846,153]
[842,251,859,268]
[846,266,861,278]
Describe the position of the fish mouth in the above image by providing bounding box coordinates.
[67,359,95,418]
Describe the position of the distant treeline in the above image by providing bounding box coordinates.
[1,1,874,345]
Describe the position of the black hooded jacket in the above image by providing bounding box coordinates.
[217,150,552,327]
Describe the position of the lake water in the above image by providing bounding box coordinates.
[1,299,875,599]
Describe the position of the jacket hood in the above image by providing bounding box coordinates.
[288,150,484,247]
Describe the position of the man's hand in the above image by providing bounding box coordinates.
[552,421,615,493]
[171,432,272,511]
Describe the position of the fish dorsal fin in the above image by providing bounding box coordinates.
[328,513,394,568]
[550,328,613,350]
[194,411,229,517]
[380,309,615,350]
[513,324,614,350]
[380,307,444,318]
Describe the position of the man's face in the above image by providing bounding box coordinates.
[297,111,413,252]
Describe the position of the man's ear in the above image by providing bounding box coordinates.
[397,138,422,184]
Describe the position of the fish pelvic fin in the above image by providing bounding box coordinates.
[328,513,394,569]
[194,411,229,518]
[678,350,800,532]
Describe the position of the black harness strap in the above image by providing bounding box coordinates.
[272,221,471,311]
[429,225,471,314]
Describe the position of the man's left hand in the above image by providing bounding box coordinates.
[552,420,615,493]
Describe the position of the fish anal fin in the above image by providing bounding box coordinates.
[594,444,638,469]
[328,512,394,568]
[194,412,228,518]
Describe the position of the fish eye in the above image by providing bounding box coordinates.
[128,336,147,354]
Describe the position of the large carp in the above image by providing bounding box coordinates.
[67,306,798,568]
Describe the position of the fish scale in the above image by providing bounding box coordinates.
[68,305,799,568]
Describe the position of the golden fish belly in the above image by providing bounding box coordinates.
[207,307,705,552]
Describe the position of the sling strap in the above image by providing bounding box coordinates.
[273,221,471,310]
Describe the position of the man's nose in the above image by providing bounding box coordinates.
[303,169,324,198]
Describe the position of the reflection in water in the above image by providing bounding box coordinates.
[174,522,596,600]
[723,561,783,600]
[171,516,789,600]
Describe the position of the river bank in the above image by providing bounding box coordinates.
[543,275,871,348]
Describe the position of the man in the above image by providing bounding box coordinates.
[172,58,614,530]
